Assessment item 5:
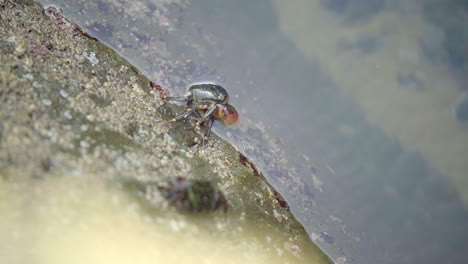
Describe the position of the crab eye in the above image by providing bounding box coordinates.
[218,104,239,126]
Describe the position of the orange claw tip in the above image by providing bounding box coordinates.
[217,104,239,127]
[222,112,239,126]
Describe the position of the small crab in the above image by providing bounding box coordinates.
[157,176,228,213]
[162,82,239,143]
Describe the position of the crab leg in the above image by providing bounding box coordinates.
[195,104,217,126]
[161,108,195,125]
[198,118,214,146]
[164,96,189,102]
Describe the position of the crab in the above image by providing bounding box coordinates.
[157,176,228,213]
[162,82,239,143]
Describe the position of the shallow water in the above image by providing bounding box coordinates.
[23,0,468,263]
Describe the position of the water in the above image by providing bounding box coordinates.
[24,0,468,263]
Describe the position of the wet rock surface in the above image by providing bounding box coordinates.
[0,0,330,263]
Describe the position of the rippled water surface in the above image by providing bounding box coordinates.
[29,0,468,263]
